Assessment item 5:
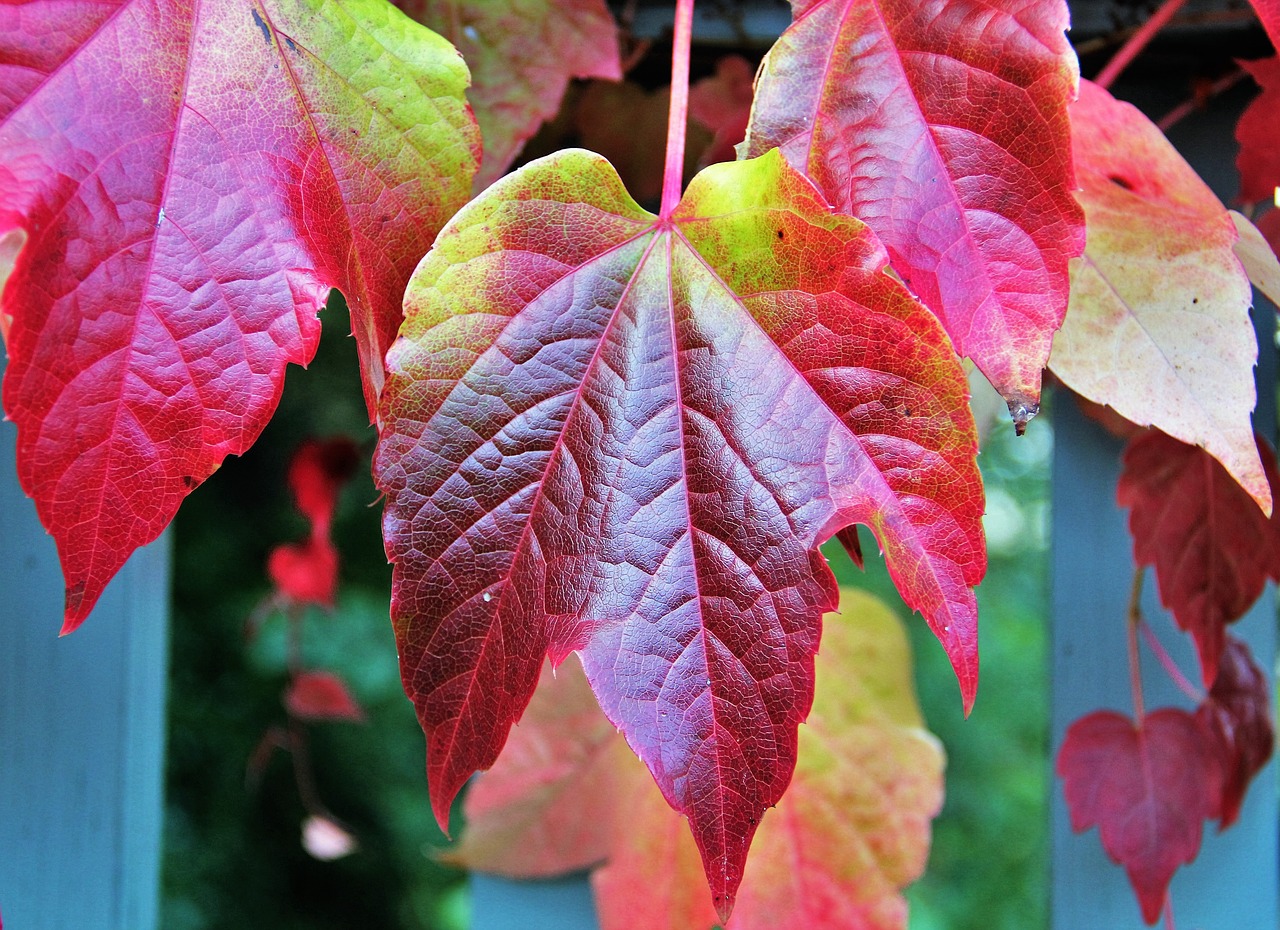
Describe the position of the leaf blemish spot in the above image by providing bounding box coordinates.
[1108,174,1134,191]
[251,9,271,46]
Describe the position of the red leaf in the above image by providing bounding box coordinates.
[1196,636,1275,829]
[743,0,1085,418]
[1057,709,1224,925]
[1249,0,1280,51]
[397,0,621,187]
[688,55,755,168]
[288,437,360,535]
[1261,208,1280,259]
[285,670,365,723]
[375,149,984,919]
[268,537,339,608]
[1118,430,1280,685]
[0,0,478,630]
[453,589,945,929]
[1237,57,1280,205]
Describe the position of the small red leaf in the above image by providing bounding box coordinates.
[288,437,360,535]
[1196,636,1275,829]
[268,537,339,608]
[1057,709,1224,925]
[285,670,365,723]
[1261,209,1280,259]
[1237,57,1280,205]
[1118,430,1280,685]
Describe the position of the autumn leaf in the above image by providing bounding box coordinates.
[396,0,621,188]
[268,537,340,607]
[1118,430,1280,686]
[1057,708,1224,925]
[1248,0,1280,52]
[1197,636,1275,829]
[0,0,479,630]
[441,660,637,877]
[374,148,984,918]
[1237,57,1280,205]
[688,55,755,168]
[1232,211,1280,308]
[742,0,1084,421]
[287,437,362,536]
[285,670,366,723]
[453,588,945,930]
[1050,81,1271,514]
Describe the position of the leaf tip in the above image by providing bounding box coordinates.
[1005,394,1040,436]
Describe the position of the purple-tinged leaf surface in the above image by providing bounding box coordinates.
[375,148,984,918]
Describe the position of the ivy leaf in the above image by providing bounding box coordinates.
[1232,211,1280,308]
[1057,709,1224,925]
[0,0,479,630]
[287,437,361,536]
[1118,430,1280,686]
[1197,636,1275,829]
[742,0,1085,422]
[1248,0,1280,51]
[268,537,340,607]
[375,149,984,918]
[440,659,632,877]
[285,670,366,723]
[1237,57,1280,205]
[453,588,945,929]
[1049,81,1271,514]
[688,55,755,169]
[396,0,621,188]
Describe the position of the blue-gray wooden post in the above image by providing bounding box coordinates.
[0,353,170,930]
[1050,100,1280,926]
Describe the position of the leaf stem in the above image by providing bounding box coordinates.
[1127,568,1146,721]
[1157,68,1247,132]
[1094,0,1189,90]
[1164,890,1177,930]
[660,0,695,218]
[1139,619,1205,704]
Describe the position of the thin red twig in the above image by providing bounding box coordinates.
[1127,569,1146,722]
[1164,890,1177,930]
[1157,68,1247,132]
[1095,0,1191,90]
[1139,619,1205,704]
[660,0,695,218]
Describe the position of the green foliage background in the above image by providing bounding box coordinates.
[161,292,1051,930]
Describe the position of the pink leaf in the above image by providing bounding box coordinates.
[1057,709,1224,925]
[743,0,1085,419]
[397,0,621,187]
[0,0,478,629]
[286,670,366,723]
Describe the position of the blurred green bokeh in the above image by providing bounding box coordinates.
[162,293,1051,930]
